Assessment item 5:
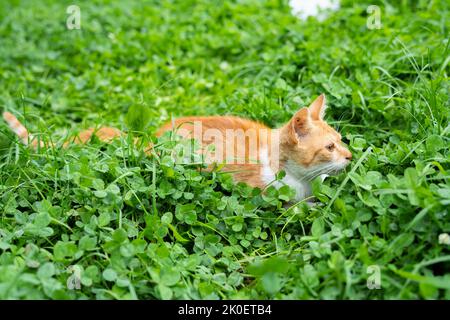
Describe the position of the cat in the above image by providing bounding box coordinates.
[2,94,352,202]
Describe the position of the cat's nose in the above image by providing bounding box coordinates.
[345,151,352,161]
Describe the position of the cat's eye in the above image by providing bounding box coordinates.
[325,143,335,151]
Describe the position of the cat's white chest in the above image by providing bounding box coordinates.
[260,149,312,202]
[275,172,312,202]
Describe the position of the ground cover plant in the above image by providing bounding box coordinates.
[0,0,449,299]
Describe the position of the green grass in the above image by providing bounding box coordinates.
[0,0,449,299]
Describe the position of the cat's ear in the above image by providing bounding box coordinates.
[290,107,312,140]
[308,94,327,120]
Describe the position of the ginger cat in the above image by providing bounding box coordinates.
[3,94,352,202]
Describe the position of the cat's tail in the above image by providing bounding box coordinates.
[2,111,43,148]
[2,112,132,149]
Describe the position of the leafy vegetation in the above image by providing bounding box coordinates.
[0,0,449,299]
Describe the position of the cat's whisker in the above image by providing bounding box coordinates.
[302,164,334,181]
[303,168,325,181]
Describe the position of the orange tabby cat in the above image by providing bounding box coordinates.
[2,94,351,201]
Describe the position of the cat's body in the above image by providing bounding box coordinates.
[3,94,352,202]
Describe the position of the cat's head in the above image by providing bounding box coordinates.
[280,94,352,180]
